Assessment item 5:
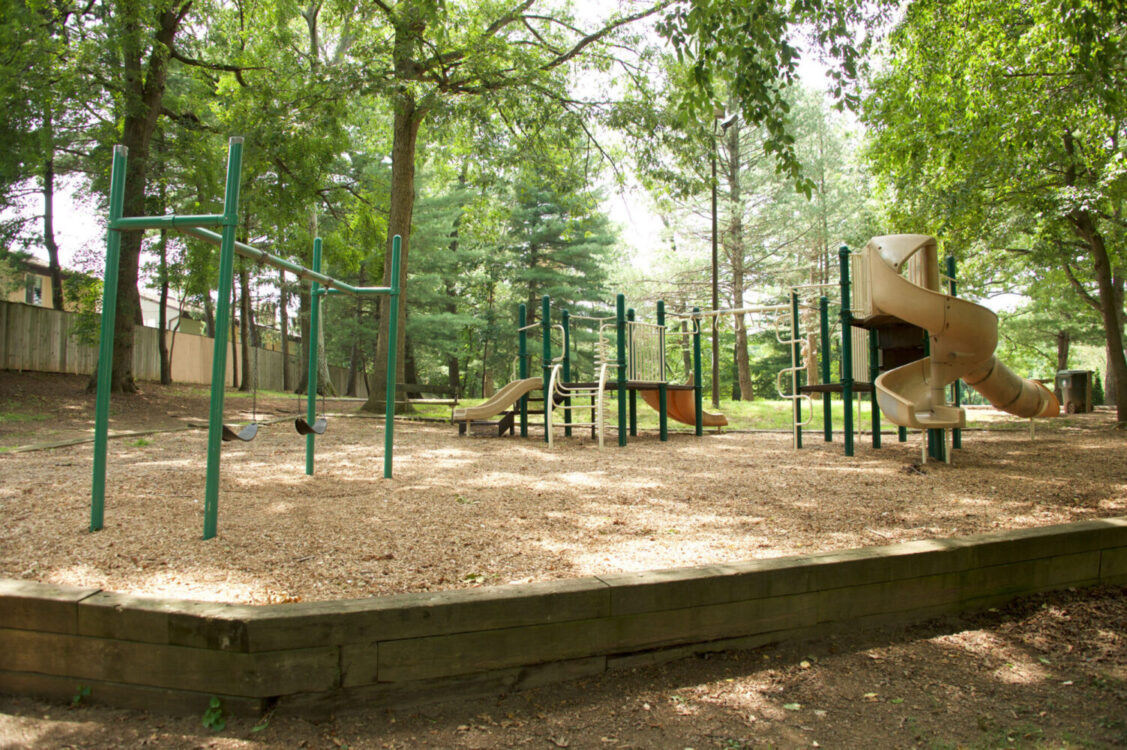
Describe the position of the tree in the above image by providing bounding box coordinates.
[864,0,1127,419]
[359,0,679,412]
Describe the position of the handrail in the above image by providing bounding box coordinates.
[546,362,607,449]
[546,363,562,448]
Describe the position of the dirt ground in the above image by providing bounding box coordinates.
[1,371,1125,747]
[1,371,1124,604]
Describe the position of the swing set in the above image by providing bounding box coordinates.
[90,137,402,540]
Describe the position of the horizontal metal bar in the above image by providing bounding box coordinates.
[177,226,369,296]
[667,304,789,319]
[322,287,393,297]
[110,214,226,231]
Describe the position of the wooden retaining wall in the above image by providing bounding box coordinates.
[1,518,1125,716]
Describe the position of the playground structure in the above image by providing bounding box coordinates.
[90,137,401,540]
[454,294,736,447]
[777,234,1060,463]
[456,233,1059,462]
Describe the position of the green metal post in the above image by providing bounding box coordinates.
[518,304,528,437]
[627,308,637,437]
[90,145,128,532]
[383,235,401,478]
[616,294,627,446]
[692,307,703,436]
[899,425,908,442]
[791,291,803,449]
[305,237,323,476]
[203,137,245,540]
[542,295,551,443]
[819,296,832,442]
[657,300,668,442]
[947,256,962,450]
[869,328,881,448]
[562,309,572,438]
[839,245,854,458]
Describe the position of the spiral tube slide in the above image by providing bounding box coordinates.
[865,234,1058,429]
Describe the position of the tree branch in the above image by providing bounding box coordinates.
[1063,261,1102,313]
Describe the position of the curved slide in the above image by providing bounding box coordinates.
[638,380,728,427]
[864,234,1059,429]
[452,377,543,423]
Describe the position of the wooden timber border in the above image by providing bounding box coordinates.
[2,517,1125,716]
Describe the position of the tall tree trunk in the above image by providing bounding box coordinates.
[723,118,753,400]
[404,337,420,397]
[157,227,172,385]
[346,265,367,397]
[296,288,310,393]
[279,269,290,392]
[203,291,215,339]
[41,107,64,310]
[1072,213,1127,420]
[445,161,468,394]
[238,265,252,392]
[363,94,424,412]
[1056,330,1070,373]
[96,2,189,394]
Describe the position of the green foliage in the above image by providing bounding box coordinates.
[863,0,1127,413]
[202,696,226,731]
[63,273,104,347]
[70,684,91,706]
[656,0,890,194]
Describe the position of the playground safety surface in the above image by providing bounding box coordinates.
[1,372,1125,747]
[1,372,1124,605]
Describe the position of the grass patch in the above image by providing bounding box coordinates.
[0,411,51,423]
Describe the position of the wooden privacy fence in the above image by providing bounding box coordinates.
[0,300,367,397]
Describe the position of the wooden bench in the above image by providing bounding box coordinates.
[395,383,460,418]
[457,410,515,437]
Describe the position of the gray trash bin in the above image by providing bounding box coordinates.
[1055,369,1094,414]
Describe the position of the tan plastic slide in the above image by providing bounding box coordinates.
[864,234,1059,429]
[638,379,729,427]
[452,377,543,423]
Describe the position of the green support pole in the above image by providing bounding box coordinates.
[616,294,627,446]
[203,137,245,540]
[562,309,572,438]
[869,328,881,448]
[839,245,854,458]
[542,295,551,443]
[791,291,803,449]
[518,304,528,437]
[692,307,703,436]
[305,237,323,476]
[819,296,832,442]
[899,425,908,442]
[383,235,401,478]
[657,300,668,442]
[90,145,128,532]
[627,308,637,437]
[947,255,962,450]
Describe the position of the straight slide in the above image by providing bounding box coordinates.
[453,377,543,422]
[864,235,1058,429]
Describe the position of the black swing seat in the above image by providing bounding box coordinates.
[222,422,259,442]
[295,417,327,435]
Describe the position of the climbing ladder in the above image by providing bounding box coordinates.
[546,361,610,448]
